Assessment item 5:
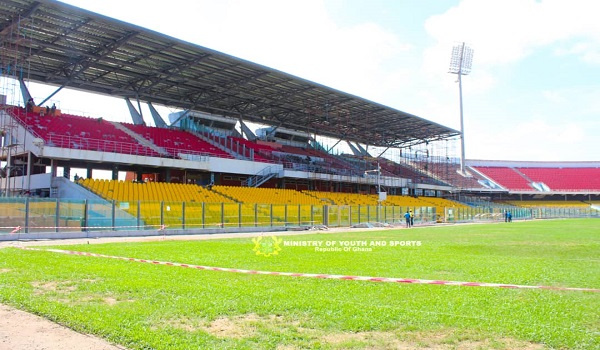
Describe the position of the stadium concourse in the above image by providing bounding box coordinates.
[1,0,599,237]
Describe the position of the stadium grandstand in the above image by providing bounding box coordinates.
[1,0,599,237]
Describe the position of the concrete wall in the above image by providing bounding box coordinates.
[0,173,51,192]
[51,176,105,200]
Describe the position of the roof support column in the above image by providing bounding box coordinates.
[238,117,256,141]
[125,98,145,125]
[147,102,167,128]
[265,125,280,139]
[169,109,190,127]
[346,141,361,156]
[19,78,33,106]
[37,85,65,107]
[355,143,371,157]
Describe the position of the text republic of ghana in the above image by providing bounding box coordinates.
[283,240,422,252]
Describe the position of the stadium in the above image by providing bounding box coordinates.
[0,1,598,349]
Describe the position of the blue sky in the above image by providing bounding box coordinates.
[28,0,600,161]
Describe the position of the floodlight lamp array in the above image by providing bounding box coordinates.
[449,44,474,75]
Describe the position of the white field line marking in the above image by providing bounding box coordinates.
[17,247,600,293]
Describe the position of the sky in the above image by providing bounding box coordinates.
[24,0,600,162]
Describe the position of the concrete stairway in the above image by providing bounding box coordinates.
[109,121,169,157]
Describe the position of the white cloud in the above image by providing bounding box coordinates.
[425,0,600,67]
[60,0,415,110]
[542,90,566,104]
[467,118,588,161]
[555,41,600,64]
[540,86,600,116]
[420,0,600,106]
[420,0,600,161]
[194,1,412,103]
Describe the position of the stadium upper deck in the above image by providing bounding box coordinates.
[0,0,458,148]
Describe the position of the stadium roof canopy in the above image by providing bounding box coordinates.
[0,0,459,148]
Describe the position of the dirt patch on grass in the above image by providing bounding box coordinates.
[104,297,118,306]
[31,280,78,295]
[204,315,256,338]
[161,316,205,332]
[30,280,132,307]
[320,328,546,349]
[0,268,11,273]
[103,296,135,306]
[30,279,100,296]
[163,314,545,348]
[67,294,136,306]
[203,313,289,338]
[276,345,303,350]
[322,330,399,348]
[159,313,298,339]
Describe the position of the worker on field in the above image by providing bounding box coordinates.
[404,211,411,228]
[409,210,414,227]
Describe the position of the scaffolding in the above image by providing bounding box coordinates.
[358,138,461,188]
[1,14,31,196]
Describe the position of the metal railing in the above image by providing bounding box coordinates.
[41,134,232,160]
[1,197,598,237]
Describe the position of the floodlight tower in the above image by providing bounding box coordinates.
[449,42,474,175]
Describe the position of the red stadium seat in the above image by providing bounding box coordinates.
[518,167,600,191]
[472,166,532,191]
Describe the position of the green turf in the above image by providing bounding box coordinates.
[0,219,598,349]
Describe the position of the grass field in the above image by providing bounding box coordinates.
[0,219,598,349]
